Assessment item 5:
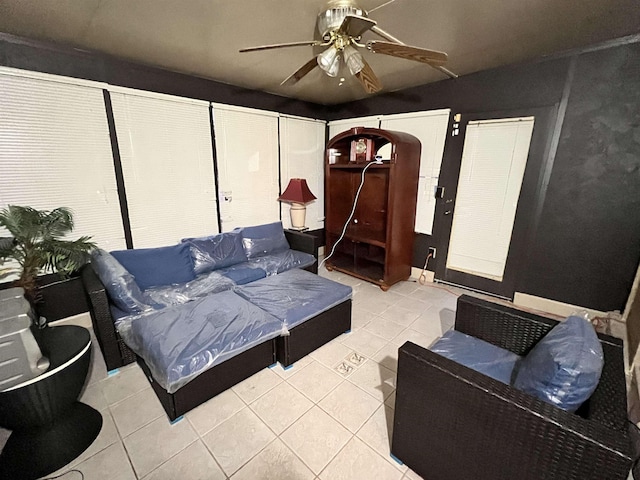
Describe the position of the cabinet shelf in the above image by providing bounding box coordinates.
[326,230,386,248]
[328,163,391,169]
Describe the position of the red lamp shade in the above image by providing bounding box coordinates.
[278,178,317,204]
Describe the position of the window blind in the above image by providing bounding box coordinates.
[212,105,280,231]
[381,110,450,235]
[279,116,326,231]
[446,117,535,281]
[328,115,381,140]
[110,90,218,248]
[0,70,126,251]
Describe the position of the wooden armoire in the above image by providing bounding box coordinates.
[324,127,421,290]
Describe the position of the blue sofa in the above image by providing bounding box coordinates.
[82,222,352,421]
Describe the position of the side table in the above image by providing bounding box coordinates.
[284,229,323,274]
[0,325,102,479]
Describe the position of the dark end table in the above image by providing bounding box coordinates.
[0,325,102,479]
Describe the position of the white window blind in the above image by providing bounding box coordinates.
[212,105,280,231]
[446,117,535,281]
[381,110,450,235]
[279,116,326,231]
[328,115,381,140]
[110,91,218,248]
[0,71,126,251]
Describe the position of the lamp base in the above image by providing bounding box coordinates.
[289,203,307,230]
[288,226,309,232]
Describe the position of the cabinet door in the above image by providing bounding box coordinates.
[326,170,355,236]
[352,170,389,245]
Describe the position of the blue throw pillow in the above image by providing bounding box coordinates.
[239,222,290,259]
[111,243,196,289]
[90,249,156,315]
[513,315,604,411]
[182,231,246,274]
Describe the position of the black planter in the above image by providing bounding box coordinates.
[0,325,102,479]
[0,272,89,323]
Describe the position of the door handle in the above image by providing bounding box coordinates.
[444,210,452,215]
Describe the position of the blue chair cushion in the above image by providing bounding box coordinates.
[430,330,521,385]
[182,231,246,274]
[218,266,267,285]
[513,315,604,411]
[239,222,290,259]
[111,243,196,289]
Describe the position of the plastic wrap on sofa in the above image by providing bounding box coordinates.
[116,290,286,393]
[234,269,352,329]
[182,232,247,275]
[143,270,236,307]
[90,249,158,315]
[247,250,316,276]
[239,222,290,259]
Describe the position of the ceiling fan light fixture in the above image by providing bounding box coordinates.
[317,46,341,77]
[344,44,364,75]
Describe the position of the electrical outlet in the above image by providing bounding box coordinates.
[428,247,436,259]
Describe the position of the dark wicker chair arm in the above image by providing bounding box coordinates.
[393,341,632,480]
[81,264,135,371]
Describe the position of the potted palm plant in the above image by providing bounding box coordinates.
[0,205,95,310]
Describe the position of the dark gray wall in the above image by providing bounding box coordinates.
[328,41,640,312]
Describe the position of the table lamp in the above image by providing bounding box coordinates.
[278,178,317,231]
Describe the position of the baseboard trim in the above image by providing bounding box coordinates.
[411,267,434,283]
[513,292,608,319]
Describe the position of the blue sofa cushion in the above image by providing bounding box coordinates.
[111,243,196,289]
[430,330,521,385]
[513,315,604,411]
[239,222,290,259]
[182,231,247,275]
[116,290,285,393]
[218,266,267,285]
[90,249,157,315]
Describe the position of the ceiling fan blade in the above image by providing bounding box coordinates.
[239,40,321,53]
[281,58,318,86]
[367,40,448,66]
[355,59,383,94]
[338,15,377,38]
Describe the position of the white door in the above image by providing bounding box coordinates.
[212,105,280,231]
[381,109,450,235]
[279,116,326,230]
[446,117,535,281]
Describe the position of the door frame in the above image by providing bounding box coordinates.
[432,105,558,299]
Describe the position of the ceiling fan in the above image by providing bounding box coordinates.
[239,0,457,94]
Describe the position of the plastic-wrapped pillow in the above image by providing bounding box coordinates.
[513,313,604,411]
[111,243,196,289]
[239,222,290,259]
[90,249,156,315]
[182,231,246,274]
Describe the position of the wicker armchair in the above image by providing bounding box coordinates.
[391,295,632,480]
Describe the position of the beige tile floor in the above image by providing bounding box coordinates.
[3,269,631,479]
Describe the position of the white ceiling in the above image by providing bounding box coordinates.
[0,0,638,105]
